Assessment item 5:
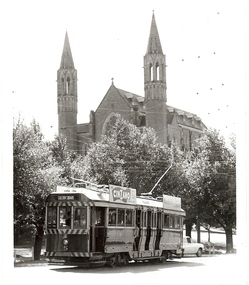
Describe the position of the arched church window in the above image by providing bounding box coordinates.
[156,62,159,81]
[104,115,117,137]
[66,77,70,94]
[61,78,64,93]
[102,113,130,139]
[180,138,185,151]
[149,63,153,81]
[189,131,192,151]
[82,143,88,156]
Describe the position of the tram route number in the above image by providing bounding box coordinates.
[58,195,75,201]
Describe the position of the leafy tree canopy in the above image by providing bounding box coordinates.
[71,114,172,195]
[13,118,67,246]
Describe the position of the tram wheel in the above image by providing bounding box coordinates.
[116,254,122,266]
[161,252,168,263]
[181,250,184,258]
[122,254,129,266]
[108,256,116,268]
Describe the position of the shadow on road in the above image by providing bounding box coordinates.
[50,258,205,274]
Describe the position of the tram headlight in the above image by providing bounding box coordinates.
[62,239,69,246]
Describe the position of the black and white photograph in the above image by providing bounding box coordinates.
[1,0,248,284]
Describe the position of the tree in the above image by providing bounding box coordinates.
[13,118,67,259]
[71,114,172,195]
[47,135,78,179]
[185,129,236,252]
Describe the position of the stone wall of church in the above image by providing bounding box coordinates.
[94,86,133,142]
[168,124,202,151]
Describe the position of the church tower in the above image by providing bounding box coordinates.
[144,12,168,145]
[57,32,78,151]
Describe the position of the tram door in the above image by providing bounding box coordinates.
[90,207,106,252]
[134,209,141,251]
[145,210,151,250]
[155,212,162,250]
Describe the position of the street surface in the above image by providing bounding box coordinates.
[3,254,248,285]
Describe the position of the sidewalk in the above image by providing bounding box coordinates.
[14,258,48,267]
[14,247,48,267]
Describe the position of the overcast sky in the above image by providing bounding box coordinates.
[1,0,247,141]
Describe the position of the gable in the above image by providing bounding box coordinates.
[94,84,135,142]
[95,84,131,114]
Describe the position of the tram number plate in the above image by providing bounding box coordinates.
[58,195,75,201]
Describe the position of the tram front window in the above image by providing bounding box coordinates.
[47,206,57,228]
[74,207,87,228]
[59,206,71,228]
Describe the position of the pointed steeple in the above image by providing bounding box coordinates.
[144,12,167,145]
[146,12,163,54]
[60,31,75,69]
[57,31,78,152]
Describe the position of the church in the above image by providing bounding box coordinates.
[57,13,206,154]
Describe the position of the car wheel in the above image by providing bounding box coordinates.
[196,248,202,257]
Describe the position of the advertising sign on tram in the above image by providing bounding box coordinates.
[109,185,137,204]
[163,194,181,210]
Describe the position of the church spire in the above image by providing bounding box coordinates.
[144,12,168,145]
[146,12,163,54]
[60,31,74,69]
[57,31,78,152]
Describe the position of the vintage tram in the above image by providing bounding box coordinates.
[44,180,185,266]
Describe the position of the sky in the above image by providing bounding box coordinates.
[1,0,247,142]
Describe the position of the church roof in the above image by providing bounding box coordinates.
[146,12,163,54]
[60,32,75,69]
[116,87,205,130]
[167,106,204,130]
[116,88,145,114]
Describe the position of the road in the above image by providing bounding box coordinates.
[3,254,248,285]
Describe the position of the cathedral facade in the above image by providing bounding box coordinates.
[57,13,206,154]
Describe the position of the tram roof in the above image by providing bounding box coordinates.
[51,184,185,213]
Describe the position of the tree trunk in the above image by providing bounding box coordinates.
[34,224,44,260]
[196,217,201,243]
[225,227,234,253]
[185,221,192,237]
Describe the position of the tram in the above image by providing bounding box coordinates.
[44,180,185,266]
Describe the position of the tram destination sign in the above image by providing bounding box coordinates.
[57,195,75,201]
[48,194,81,202]
[109,185,136,204]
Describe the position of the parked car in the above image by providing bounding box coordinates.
[182,236,204,257]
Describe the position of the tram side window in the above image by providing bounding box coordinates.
[74,207,86,228]
[108,208,134,226]
[126,209,133,227]
[108,208,117,226]
[169,215,175,228]
[175,216,180,229]
[59,206,71,228]
[163,214,169,228]
[152,213,156,228]
[117,209,125,226]
[96,207,105,226]
[47,206,57,228]
[143,212,147,227]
